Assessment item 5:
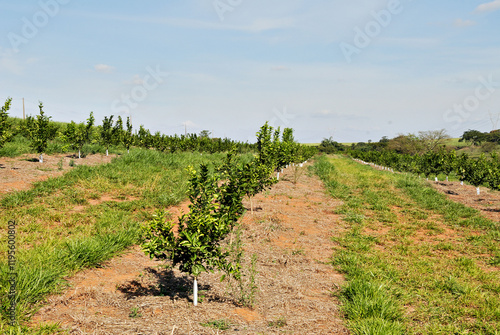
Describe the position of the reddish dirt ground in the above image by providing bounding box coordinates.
[430,180,500,222]
[0,153,116,194]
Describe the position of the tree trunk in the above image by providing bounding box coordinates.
[106,149,109,156]
[277,172,280,180]
[39,153,43,163]
[476,187,480,195]
[193,278,198,306]
[78,149,81,159]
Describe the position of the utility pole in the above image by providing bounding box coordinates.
[489,110,499,130]
[22,98,25,120]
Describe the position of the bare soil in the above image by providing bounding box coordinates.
[0,153,116,195]
[430,180,500,222]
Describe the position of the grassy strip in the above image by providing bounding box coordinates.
[312,155,405,334]
[313,155,500,335]
[0,149,235,332]
[0,134,126,158]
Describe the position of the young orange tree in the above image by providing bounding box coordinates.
[26,102,52,163]
[0,97,13,149]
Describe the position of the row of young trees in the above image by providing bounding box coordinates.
[1,97,317,162]
[0,98,265,159]
[350,148,500,194]
[141,122,315,306]
[133,125,253,154]
[1,99,54,162]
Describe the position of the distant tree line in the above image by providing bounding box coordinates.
[459,129,500,146]
[318,129,451,156]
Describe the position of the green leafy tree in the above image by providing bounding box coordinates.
[0,97,13,148]
[319,137,345,154]
[112,115,124,146]
[256,122,274,168]
[137,124,152,149]
[455,153,469,185]
[199,130,211,138]
[142,123,293,307]
[142,164,243,306]
[239,159,277,213]
[27,102,52,163]
[61,112,94,158]
[419,151,440,180]
[124,117,133,153]
[85,111,95,145]
[100,115,114,156]
[61,121,82,157]
[463,154,489,195]
[459,129,488,146]
[441,149,456,182]
[486,153,500,191]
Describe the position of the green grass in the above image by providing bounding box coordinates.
[313,155,500,335]
[0,132,128,159]
[0,149,242,332]
[445,138,469,148]
[0,135,32,157]
[200,319,232,330]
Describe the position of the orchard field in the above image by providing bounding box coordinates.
[0,102,499,334]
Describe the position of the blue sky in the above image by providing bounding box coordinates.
[1,0,500,143]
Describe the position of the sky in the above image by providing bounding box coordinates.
[1,0,500,143]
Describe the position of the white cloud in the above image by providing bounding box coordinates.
[454,18,476,27]
[125,75,144,85]
[94,64,114,73]
[475,0,500,12]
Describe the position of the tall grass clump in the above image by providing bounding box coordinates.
[0,135,31,157]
